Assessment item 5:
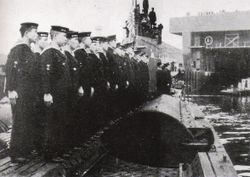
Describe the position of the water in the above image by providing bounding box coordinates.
[91,155,178,177]
[191,96,250,177]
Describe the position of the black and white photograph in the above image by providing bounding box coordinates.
[0,0,249,176]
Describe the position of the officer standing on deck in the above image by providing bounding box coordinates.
[40,25,70,162]
[5,22,39,163]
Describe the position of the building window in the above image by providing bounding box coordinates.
[194,36,201,46]
[225,33,239,47]
[196,59,200,70]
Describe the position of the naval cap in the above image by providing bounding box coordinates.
[51,25,69,33]
[37,32,48,37]
[78,32,91,38]
[91,36,107,42]
[20,22,38,29]
[67,31,78,39]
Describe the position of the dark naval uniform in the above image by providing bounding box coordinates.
[140,60,149,100]
[40,47,71,158]
[74,48,90,97]
[117,53,129,114]
[89,53,105,95]
[99,52,110,89]
[107,47,119,91]
[33,52,46,153]
[88,52,106,131]
[106,48,121,117]
[65,51,80,96]
[131,58,141,107]
[99,51,112,123]
[6,43,38,159]
[137,60,149,102]
[64,51,80,147]
[74,48,92,139]
[156,68,171,95]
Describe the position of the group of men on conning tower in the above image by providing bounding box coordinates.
[5,22,150,163]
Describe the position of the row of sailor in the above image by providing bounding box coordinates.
[5,23,150,163]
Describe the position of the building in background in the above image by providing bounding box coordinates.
[170,10,250,94]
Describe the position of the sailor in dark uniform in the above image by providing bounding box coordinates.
[119,44,132,92]
[107,40,125,117]
[5,22,39,163]
[106,35,119,93]
[33,32,49,54]
[88,37,106,131]
[136,52,149,102]
[74,32,94,139]
[156,62,172,95]
[63,31,83,148]
[40,25,70,161]
[162,63,172,94]
[156,61,163,94]
[75,32,92,98]
[97,37,111,92]
[32,31,49,155]
[127,44,145,107]
[93,37,111,123]
[139,53,150,100]
[90,37,106,95]
[64,31,82,97]
[105,35,116,87]
[105,35,119,120]
[125,47,137,108]
[122,44,134,108]
[116,44,130,113]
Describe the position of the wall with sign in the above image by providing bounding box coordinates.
[190,30,250,71]
[191,31,250,48]
[204,36,213,46]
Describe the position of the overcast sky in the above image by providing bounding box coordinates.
[1,0,250,54]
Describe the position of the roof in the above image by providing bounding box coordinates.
[170,11,250,35]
